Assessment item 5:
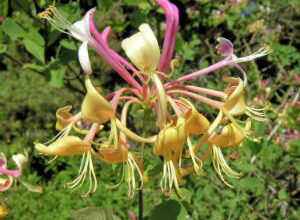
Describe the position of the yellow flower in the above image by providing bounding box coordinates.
[210,119,251,188]
[35,136,90,156]
[81,78,115,124]
[153,117,186,196]
[93,144,146,198]
[0,205,7,219]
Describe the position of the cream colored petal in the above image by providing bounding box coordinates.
[121,23,160,72]
[35,136,90,156]
[70,8,94,41]
[78,42,92,75]
[12,153,28,171]
[81,79,114,123]
[56,105,73,131]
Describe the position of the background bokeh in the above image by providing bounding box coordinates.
[0,0,299,219]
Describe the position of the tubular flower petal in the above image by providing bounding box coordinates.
[181,98,210,135]
[35,136,90,156]
[212,123,247,148]
[0,205,8,218]
[153,117,186,158]
[223,77,246,116]
[81,78,115,123]
[121,24,160,72]
[56,105,73,131]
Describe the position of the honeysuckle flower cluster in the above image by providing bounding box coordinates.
[36,0,270,198]
[0,152,42,193]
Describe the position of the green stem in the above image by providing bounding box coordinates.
[139,108,147,220]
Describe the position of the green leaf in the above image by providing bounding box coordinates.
[25,31,45,47]
[123,0,142,6]
[175,33,184,51]
[244,139,262,155]
[70,207,121,220]
[3,18,26,40]
[149,200,181,220]
[60,39,77,51]
[278,189,287,200]
[254,121,266,136]
[0,0,9,18]
[0,44,7,54]
[240,176,260,191]
[24,39,45,63]
[45,60,66,88]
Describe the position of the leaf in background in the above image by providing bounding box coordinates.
[240,176,260,191]
[254,121,266,136]
[175,33,184,51]
[71,207,121,220]
[0,44,7,54]
[3,18,26,40]
[45,60,66,88]
[149,200,181,220]
[244,139,262,155]
[24,39,45,63]
[123,0,141,6]
[25,31,45,47]
[96,0,114,12]
[60,39,77,51]
[0,0,9,19]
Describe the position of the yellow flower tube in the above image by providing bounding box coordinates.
[180,98,210,135]
[35,136,90,156]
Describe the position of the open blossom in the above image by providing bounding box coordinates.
[0,152,42,193]
[36,0,270,198]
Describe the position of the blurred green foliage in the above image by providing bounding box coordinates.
[0,0,299,219]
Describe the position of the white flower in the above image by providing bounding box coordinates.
[121,24,160,72]
[38,6,95,74]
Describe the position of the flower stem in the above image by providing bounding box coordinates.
[139,108,147,220]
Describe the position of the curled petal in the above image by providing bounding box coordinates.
[213,123,247,148]
[121,24,160,72]
[78,41,92,75]
[181,98,210,135]
[35,136,90,156]
[223,77,246,116]
[0,176,13,191]
[216,37,233,57]
[56,105,73,131]
[81,79,114,123]
[12,152,28,171]
[99,145,128,164]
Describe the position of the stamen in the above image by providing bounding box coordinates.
[43,123,73,145]
[187,137,202,176]
[212,145,240,188]
[65,151,97,197]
